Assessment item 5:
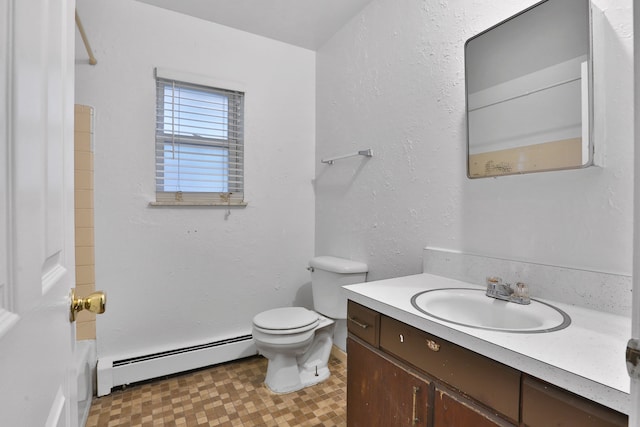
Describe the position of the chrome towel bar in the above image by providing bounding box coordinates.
[321,149,373,165]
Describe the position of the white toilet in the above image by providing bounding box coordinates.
[252,256,368,393]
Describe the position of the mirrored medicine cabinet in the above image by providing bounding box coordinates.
[465,0,593,178]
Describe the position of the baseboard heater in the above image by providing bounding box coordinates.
[97,334,257,396]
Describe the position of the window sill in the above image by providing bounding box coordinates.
[149,200,248,207]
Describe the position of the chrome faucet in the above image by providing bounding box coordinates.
[485,277,530,305]
[485,276,512,300]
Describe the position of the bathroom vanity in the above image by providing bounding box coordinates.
[343,274,630,426]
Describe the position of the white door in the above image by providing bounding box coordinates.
[632,3,640,427]
[0,0,78,426]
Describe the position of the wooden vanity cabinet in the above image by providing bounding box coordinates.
[347,337,431,427]
[346,300,629,427]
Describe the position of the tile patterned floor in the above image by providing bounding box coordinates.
[86,356,347,427]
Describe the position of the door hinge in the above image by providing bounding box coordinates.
[627,338,640,380]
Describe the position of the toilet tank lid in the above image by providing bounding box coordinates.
[309,256,368,274]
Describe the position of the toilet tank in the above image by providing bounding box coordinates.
[309,256,368,319]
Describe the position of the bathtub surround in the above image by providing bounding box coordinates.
[75,0,315,392]
[315,0,633,284]
[74,104,97,340]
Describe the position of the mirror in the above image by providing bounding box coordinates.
[465,0,592,178]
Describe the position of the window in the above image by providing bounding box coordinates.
[154,69,244,205]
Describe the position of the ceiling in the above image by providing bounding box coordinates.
[135,0,374,51]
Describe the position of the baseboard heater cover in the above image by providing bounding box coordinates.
[97,334,257,396]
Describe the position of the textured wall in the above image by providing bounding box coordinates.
[75,0,316,360]
[316,0,633,281]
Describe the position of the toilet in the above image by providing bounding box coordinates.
[252,256,368,393]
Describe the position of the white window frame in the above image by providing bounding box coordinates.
[151,68,246,206]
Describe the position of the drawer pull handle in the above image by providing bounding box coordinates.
[412,386,420,425]
[348,317,369,329]
[426,339,440,352]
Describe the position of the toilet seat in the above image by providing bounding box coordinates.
[253,307,319,335]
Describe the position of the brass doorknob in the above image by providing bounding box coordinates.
[70,288,106,322]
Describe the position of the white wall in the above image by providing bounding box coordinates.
[75,0,316,359]
[316,0,633,280]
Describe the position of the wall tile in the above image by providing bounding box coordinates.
[74,105,93,133]
[75,170,93,190]
[76,265,95,285]
[75,104,96,342]
[74,131,92,153]
[76,320,96,341]
[76,246,95,267]
[75,189,93,209]
[76,282,96,296]
[75,209,94,228]
[75,227,95,247]
[76,309,97,323]
[75,150,93,171]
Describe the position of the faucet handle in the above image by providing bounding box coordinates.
[486,276,502,289]
[514,282,529,297]
[510,282,531,304]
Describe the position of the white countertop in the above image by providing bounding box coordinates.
[343,273,631,414]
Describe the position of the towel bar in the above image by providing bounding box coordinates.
[321,149,373,165]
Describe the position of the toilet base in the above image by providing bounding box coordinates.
[264,358,331,394]
[256,316,335,394]
[299,364,330,388]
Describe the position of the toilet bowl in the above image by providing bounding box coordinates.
[252,256,368,393]
[252,307,335,393]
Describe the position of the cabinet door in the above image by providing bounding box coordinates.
[347,337,430,427]
[433,385,516,427]
[521,376,628,427]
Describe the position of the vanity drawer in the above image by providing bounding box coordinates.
[521,376,628,427]
[347,300,380,347]
[379,315,520,423]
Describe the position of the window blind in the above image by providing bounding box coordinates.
[155,74,244,204]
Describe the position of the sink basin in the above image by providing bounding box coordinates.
[411,288,571,333]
